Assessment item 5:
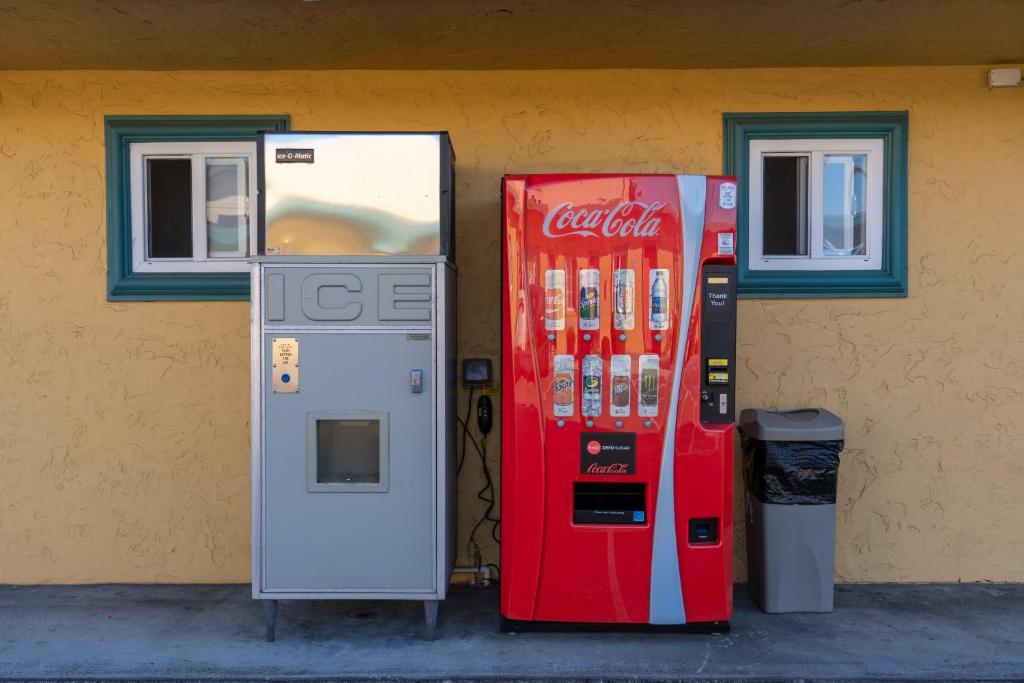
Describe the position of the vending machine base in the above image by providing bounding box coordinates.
[499,617,730,635]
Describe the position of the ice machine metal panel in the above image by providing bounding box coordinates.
[262,330,435,592]
[259,132,454,258]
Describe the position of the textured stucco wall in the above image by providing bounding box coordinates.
[0,67,1021,583]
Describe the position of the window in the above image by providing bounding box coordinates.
[105,115,289,300]
[130,142,255,273]
[750,139,883,271]
[723,112,908,297]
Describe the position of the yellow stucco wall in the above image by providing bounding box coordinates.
[0,67,1021,584]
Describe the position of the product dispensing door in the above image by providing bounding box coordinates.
[251,132,456,640]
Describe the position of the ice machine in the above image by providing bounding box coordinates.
[501,174,737,630]
[251,132,456,640]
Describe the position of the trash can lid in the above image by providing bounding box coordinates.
[738,408,844,441]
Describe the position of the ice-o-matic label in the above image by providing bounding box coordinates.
[274,148,315,164]
[609,354,631,417]
[553,354,575,417]
[542,201,665,239]
[719,182,737,209]
[582,355,602,417]
[649,269,669,331]
[579,269,600,331]
[544,270,566,331]
[637,354,659,417]
[613,269,635,330]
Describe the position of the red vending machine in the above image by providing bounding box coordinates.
[501,174,738,630]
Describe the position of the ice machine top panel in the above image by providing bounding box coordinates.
[259,132,453,258]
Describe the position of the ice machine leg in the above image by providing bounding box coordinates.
[423,600,439,640]
[263,600,278,642]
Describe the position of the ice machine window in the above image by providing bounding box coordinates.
[306,411,389,493]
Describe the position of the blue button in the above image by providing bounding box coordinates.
[633,511,645,523]
[281,373,291,383]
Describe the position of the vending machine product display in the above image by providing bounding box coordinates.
[251,132,456,641]
[501,174,738,629]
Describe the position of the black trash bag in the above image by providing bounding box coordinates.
[742,438,843,505]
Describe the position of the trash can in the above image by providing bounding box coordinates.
[739,408,844,613]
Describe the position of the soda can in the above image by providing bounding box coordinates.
[582,355,602,417]
[578,269,600,331]
[544,270,565,331]
[638,354,659,417]
[613,269,635,330]
[609,354,631,417]
[649,268,669,331]
[552,354,574,417]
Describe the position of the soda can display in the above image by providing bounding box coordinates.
[578,269,600,331]
[609,354,631,417]
[581,355,602,417]
[552,354,574,417]
[638,354,659,417]
[649,268,669,331]
[544,269,566,331]
[613,269,635,330]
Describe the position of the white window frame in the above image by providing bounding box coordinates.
[129,141,257,273]
[749,138,884,271]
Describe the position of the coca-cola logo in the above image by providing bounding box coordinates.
[586,462,630,475]
[542,201,665,239]
[579,431,636,476]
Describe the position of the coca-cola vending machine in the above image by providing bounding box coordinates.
[501,174,737,630]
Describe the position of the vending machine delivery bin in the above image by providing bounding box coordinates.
[739,408,843,614]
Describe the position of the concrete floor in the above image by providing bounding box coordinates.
[0,583,1022,681]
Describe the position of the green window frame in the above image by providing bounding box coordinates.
[723,111,908,298]
[105,115,289,301]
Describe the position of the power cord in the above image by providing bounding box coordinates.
[455,389,501,575]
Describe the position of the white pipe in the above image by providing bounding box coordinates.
[452,565,492,586]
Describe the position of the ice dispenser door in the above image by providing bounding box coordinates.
[262,331,434,592]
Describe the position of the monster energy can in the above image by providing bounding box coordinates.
[638,354,659,417]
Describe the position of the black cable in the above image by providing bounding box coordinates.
[477,435,501,545]
[455,388,502,578]
[459,416,501,562]
[457,387,475,474]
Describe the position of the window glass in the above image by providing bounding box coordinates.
[762,155,808,256]
[206,157,249,258]
[316,419,381,484]
[145,158,192,258]
[823,154,867,256]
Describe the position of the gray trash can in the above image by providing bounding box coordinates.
[739,408,844,613]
